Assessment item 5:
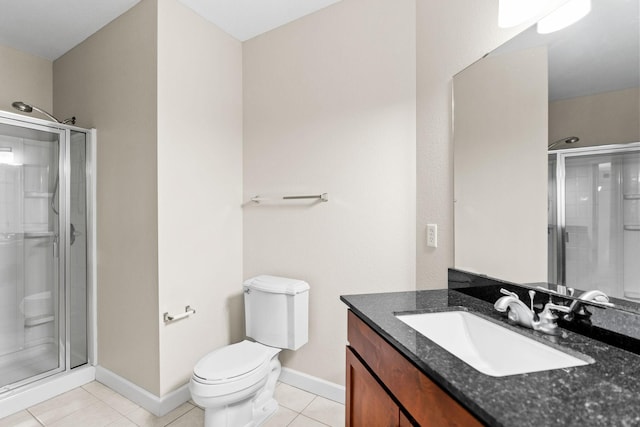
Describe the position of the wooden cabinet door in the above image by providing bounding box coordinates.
[399,411,416,427]
[347,311,482,427]
[346,346,400,427]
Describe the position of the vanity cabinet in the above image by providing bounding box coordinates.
[346,347,413,426]
[346,310,482,427]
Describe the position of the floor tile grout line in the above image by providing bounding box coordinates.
[288,412,333,427]
[26,388,101,426]
[301,395,317,412]
[81,384,139,418]
[7,382,344,427]
[278,393,317,414]
[164,406,198,427]
[30,400,94,427]
[29,409,45,427]
[298,395,336,425]
[27,407,60,427]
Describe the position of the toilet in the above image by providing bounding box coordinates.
[189,275,310,427]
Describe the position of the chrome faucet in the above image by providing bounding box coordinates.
[564,289,612,321]
[494,289,571,335]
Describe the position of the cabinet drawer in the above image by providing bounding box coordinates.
[347,310,482,427]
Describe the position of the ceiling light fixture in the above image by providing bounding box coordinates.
[537,0,591,34]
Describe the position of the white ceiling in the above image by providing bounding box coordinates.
[0,0,342,61]
[1,0,636,101]
[0,0,142,60]
[177,0,342,42]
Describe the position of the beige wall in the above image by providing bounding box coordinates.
[157,0,243,395]
[243,0,416,385]
[416,0,568,289]
[454,48,548,283]
[0,44,52,116]
[53,0,161,395]
[7,0,577,398]
[550,87,640,148]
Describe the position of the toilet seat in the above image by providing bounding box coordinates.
[191,341,280,397]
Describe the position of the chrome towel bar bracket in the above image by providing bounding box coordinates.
[163,306,196,323]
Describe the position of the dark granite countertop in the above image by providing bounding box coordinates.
[341,289,640,427]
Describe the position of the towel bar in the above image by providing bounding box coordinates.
[163,306,196,323]
[251,193,328,204]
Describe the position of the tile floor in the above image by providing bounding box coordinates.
[0,382,345,427]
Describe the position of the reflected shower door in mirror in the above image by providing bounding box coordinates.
[453,0,640,307]
[549,145,640,301]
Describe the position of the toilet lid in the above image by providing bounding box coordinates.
[193,341,271,381]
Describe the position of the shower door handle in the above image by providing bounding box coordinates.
[53,234,59,258]
[70,223,80,246]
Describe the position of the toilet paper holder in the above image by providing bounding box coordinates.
[163,306,196,323]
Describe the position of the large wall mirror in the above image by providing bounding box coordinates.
[453,0,640,310]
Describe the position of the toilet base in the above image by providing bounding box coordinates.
[198,352,282,427]
[203,399,278,427]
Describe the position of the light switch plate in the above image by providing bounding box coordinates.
[427,224,437,248]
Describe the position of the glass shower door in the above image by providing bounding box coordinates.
[0,120,65,391]
[69,130,88,369]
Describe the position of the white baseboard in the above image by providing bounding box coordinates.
[93,365,344,417]
[0,366,95,419]
[95,366,190,417]
[278,368,345,404]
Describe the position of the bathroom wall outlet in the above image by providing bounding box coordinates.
[427,224,438,248]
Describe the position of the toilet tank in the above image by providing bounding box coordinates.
[244,275,309,350]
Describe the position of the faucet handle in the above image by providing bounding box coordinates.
[528,290,536,311]
[500,288,519,299]
[543,302,571,314]
[536,302,571,335]
[528,290,539,321]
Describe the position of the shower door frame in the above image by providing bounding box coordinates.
[549,141,640,289]
[0,111,96,394]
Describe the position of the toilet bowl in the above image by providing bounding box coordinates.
[190,341,281,427]
[190,275,309,427]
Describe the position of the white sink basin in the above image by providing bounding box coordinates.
[395,311,592,377]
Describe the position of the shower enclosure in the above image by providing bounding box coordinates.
[0,111,94,401]
[549,143,640,300]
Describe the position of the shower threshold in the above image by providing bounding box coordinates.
[0,364,95,419]
[0,343,59,389]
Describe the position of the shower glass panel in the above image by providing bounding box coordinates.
[0,122,64,390]
[69,131,87,369]
[549,144,640,301]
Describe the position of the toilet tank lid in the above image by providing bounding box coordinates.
[243,275,310,295]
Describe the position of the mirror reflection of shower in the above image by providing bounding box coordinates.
[548,143,640,301]
[11,101,76,125]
